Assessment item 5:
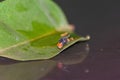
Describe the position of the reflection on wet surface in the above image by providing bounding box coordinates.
[0,60,56,80]
[53,43,89,65]
[0,43,89,80]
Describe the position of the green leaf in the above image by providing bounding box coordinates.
[0,0,90,61]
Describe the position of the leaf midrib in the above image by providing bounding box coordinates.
[0,31,57,53]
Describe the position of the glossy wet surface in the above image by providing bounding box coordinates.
[0,0,120,80]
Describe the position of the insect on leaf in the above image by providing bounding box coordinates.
[0,0,90,61]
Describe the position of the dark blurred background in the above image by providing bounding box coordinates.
[53,0,120,80]
[54,0,120,50]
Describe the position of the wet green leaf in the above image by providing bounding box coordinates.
[0,0,90,61]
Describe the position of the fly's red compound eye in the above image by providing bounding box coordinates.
[57,42,63,49]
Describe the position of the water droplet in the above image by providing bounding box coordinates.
[86,35,91,40]
[85,69,90,73]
